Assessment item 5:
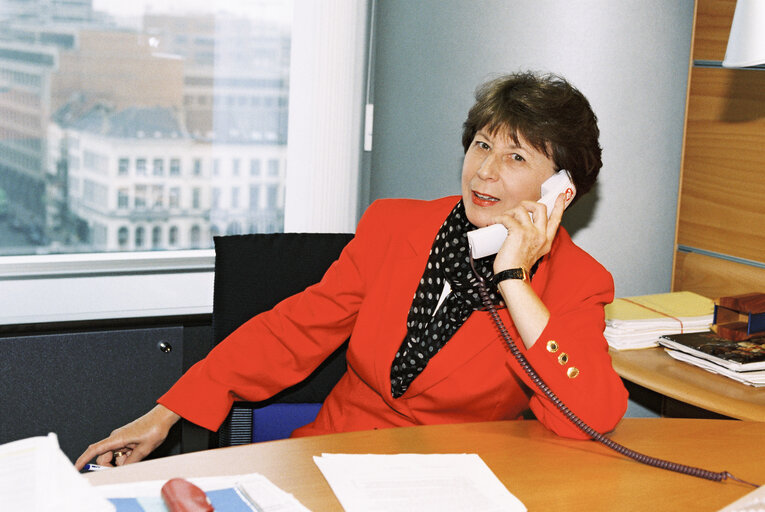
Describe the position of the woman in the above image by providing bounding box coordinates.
[76,71,628,470]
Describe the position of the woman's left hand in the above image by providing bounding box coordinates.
[492,193,566,274]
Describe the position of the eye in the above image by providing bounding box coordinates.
[473,139,490,151]
[510,153,525,162]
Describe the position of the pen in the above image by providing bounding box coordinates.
[83,463,109,471]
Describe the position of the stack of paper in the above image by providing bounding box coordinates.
[0,433,114,511]
[604,291,714,350]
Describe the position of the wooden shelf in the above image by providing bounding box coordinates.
[610,347,765,421]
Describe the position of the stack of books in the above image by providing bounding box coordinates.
[604,291,714,350]
[658,331,765,387]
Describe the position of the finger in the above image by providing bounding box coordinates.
[494,205,530,229]
[95,451,115,467]
[523,200,548,225]
[546,194,566,237]
[123,446,152,465]
[113,450,131,466]
[75,437,127,470]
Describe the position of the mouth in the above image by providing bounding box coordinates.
[471,190,499,206]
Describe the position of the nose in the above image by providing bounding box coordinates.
[476,153,500,181]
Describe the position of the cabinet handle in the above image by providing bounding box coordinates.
[157,341,173,353]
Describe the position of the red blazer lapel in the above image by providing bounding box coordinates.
[359,196,520,400]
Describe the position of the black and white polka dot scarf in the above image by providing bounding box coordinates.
[390,200,501,398]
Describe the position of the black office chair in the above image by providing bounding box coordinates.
[212,232,354,446]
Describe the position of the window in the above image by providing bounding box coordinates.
[169,187,180,209]
[170,158,181,176]
[0,1,369,324]
[135,185,147,209]
[169,226,179,246]
[117,188,129,209]
[267,184,278,209]
[2,3,299,257]
[117,226,129,248]
[151,185,164,209]
[153,158,164,176]
[267,158,279,176]
[190,225,201,248]
[152,226,162,248]
[192,188,201,209]
[135,226,145,248]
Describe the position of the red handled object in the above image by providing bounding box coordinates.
[160,478,214,512]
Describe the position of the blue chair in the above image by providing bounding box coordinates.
[212,233,353,445]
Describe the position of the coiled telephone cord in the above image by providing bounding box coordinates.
[471,264,757,487]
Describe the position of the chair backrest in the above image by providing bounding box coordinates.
[212,233,354,445]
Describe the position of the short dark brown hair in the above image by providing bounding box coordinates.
[462,72,602,199]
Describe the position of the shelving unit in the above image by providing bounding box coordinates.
[672,0,765,298]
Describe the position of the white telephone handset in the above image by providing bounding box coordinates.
[467,170,576,259]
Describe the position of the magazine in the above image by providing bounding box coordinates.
[664,350,765,387]
[658,331,765,372]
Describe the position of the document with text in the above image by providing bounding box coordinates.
[313,453,526,512]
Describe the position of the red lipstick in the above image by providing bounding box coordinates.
[471,190,499,207]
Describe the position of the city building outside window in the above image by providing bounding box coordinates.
[0,0,293,256]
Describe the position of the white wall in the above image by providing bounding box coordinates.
[366,0,694,298]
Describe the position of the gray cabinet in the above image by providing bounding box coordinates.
[0,326,184,462]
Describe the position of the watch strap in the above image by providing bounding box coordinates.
[493,267,529,286]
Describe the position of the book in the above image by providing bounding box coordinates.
[658,331,765,372]
[604,291,714,350]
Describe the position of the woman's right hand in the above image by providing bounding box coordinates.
[74,404,181,470]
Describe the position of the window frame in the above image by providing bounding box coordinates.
[0,1,371,326]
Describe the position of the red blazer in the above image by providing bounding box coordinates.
[159,196,628,439]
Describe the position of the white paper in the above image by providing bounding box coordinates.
[604,322,712,350]
[0,433,115,511]
[313,453,526,512]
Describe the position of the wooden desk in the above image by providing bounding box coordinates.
[86,419,764,511]
[610,347,765,421]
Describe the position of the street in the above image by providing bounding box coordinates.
[0,215,45,255]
